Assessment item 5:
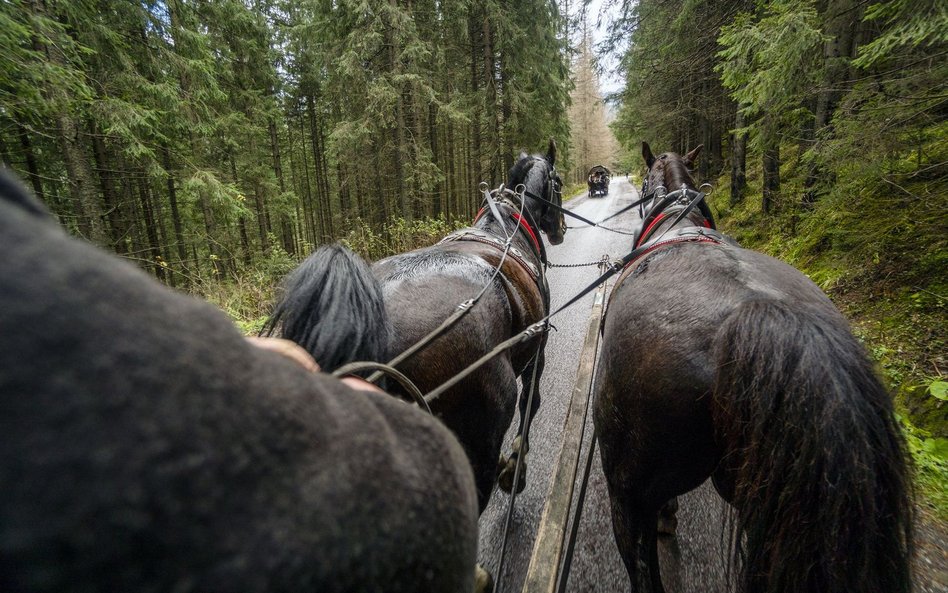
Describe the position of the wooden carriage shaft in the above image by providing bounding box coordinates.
[521,281,606,593]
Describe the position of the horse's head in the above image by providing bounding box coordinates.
[642,141,703,197]
[507,138,565,245]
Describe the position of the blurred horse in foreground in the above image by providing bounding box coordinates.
[0,171,478,592]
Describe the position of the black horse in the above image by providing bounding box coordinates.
[0,171,479,592]
[593,142,913,593]
[268,141,565,513]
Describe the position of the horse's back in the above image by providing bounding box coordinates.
[0,175,478,592]
[375,245,512,357]
[607,241,841,345]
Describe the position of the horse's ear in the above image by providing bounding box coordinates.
[546,138,557,166]
[642,142,656,168]
[683,144,704,167]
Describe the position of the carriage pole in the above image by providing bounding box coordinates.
[519,271,607,593]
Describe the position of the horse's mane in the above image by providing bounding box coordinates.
[663,155,696,190]
[507,154,540,188]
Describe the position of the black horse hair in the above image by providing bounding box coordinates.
[506,153,537,188]
[263,244,390,373]
[712,299,913,593]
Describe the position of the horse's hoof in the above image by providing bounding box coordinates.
[475,564,494,593]
[497,456,527,494]
[657,513,678,535]
[658,497,679,535]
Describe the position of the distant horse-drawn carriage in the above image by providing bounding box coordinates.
[587,165,610,197]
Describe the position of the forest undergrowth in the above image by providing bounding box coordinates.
[202,216,468,335]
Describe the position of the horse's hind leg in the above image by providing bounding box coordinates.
[598,421,667,593]
[498,351,543,494]
[657,497,679,535]
[606,481,666,593]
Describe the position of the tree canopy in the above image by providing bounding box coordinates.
[0,0,572,287]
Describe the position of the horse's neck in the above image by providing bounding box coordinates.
[475,207,541,261]
[641,182,705,243]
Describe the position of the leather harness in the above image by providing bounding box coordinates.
[439,227,542,281]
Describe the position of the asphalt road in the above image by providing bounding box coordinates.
[477,177,731,593]
[476,176,947,593]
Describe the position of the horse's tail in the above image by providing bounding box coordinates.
[711,299,913,593]
[263,244,389,373]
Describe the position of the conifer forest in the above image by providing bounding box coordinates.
[1,0,945,508]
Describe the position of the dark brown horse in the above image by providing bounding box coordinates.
[593,142,913,593]
[268,141,565,513]
[0,171,478,592]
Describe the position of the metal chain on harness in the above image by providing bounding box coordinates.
[548,260,604,269]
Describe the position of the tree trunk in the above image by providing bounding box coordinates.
[17,124,45,202]
[90,125,125,254]
[762,131,780,215]
[137,176,166,281]
[59,116,107,245]
[269,118,296,255]
[804,0,858,204]
[730,107,747,207]
[307,95,333,238]
[162,146,189,282]
[252,182,270,251]
[296,111,318,244]
[389,16,409,221]
[469,15,483,196]
[483,16,500,186]
[29,0,106,246]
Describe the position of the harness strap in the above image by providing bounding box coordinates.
[439,229,540,280]
[483,186,509,241]
[511,211,541,254]
[524,189,652,229]
[624,231,725,272]
[637,211,713,249]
